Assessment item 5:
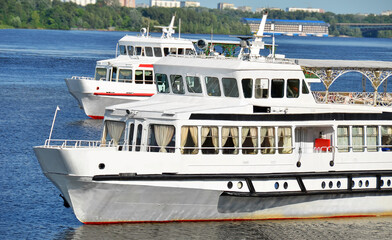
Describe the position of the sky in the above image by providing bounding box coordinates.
[137,0,392,15]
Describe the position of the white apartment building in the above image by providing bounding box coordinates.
[150,0,181,8]
[286,7,325,13]
[181,1,200,7]
[217,3,236,10]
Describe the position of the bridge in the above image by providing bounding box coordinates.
[336,23,392,34]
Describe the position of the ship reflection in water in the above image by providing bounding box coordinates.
[55,217,392,240]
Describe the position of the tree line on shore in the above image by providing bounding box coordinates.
[1,0,392,38]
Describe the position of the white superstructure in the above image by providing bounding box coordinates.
[65,16,196,119]
[35,15,392,224]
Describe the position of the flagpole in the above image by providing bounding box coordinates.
[48,106,60,146]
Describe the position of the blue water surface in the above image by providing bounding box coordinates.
[1,29,392,239]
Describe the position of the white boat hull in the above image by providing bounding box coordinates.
[44,172,392,224]
[65,77,155,119]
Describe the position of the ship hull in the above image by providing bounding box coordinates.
[46,173,392,224]
[65,77,154,118]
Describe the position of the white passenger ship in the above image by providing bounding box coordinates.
[35,19,392,223]
[65,16,196,119]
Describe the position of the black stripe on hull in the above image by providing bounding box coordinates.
[189,112,392,121]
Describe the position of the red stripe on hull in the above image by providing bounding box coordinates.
[138,64,153,68]
[94,93,154,97]
[82,214,381,225]
[88,115,104,119]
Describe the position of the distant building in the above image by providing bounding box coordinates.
[217,3,236,10]
[181,1,200,7]
[381,10,392,16]
[61,0,96,6]
[237,6,252,12]
[136,3,149,8]
[119,0,135,7]
[286,7,325,13]
[256,7,283,13]
[150,0,180,8]
[241,18,329,37]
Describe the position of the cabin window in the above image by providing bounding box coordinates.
[170,48,177,55]
[164,47,169,56]
[181,126,198,154]
[367,126,378,152]
[201,126,219,154]
[302,80,309,94]
[205,77,221,96]
[287,79,300,98]
[101,120,125,147]
[145,47,153,57]
[95,68,107,81]
[148,124,175,153]
[118,69,132,83]
[154,47,162,57]
[156,74,170,93]
[145,70,153,84]
[178,48,184,55]
[271,79,284,98]
[242,127,258,154]
[128,123,134,151]
[170,75,185,94]
[242,79,253,98]
[221,127,238,154]
[255,78,269,99]
[135,124,143,151]
[111,67,117,82]
[185,48,194,55]
[186,76,202,94]
[352,126,364,152]
[135,70,143,84]
[119,45,127,55]
[128,46,134,56]
[337,126,349,152]
[222,78,239,98]
[278,127,292,154]
[260,127,275,154]
[135,47,143,56]
[381,126,392,151]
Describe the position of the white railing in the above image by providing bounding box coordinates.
[68,76,95,81]
[44,139,102,148]
[312,91,392,107]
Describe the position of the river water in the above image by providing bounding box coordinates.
[1,29,392,239]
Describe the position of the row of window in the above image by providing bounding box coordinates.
[119,45,195,58]
[101,121,392,155]
[95,67,154,84]
[337,126,392,152]
[156,73,310,99]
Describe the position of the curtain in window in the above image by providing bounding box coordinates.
[101,125,108,145]
[367,126,378,152]
[154,125,175,153]
[181,126,198,154]
[241,127,250,148]
[352,126,364,152]
[105,121,125,146]
[337,126,349,152]
[278,127,292,154]
[201,127,218,153]
[231,127,239,153]
[261,127,275,154]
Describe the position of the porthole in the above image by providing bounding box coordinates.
[227,181,233,189]
[321,181,326,189]
[283,182,288,189]
[380,180,384,187]
[329,181,333,188]
[352,180,355,188]
[98,163,105,170]
[337,181,341,188]
[388,179,391,187]
[365,180,369,187]
[275,182,279,190]
[237,181,243,189]
[359,180,363,187]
